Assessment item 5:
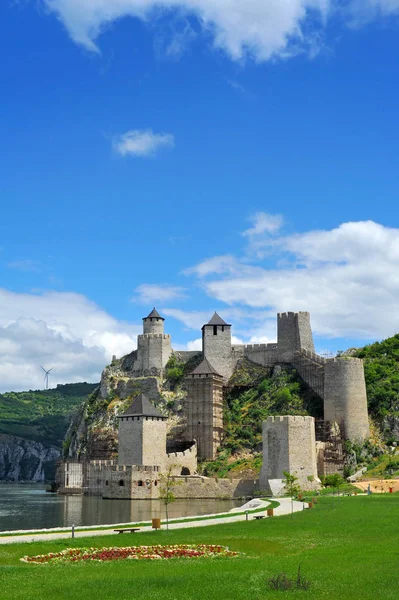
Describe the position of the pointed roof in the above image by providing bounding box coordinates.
[144,307,164,320]
[190,358,222,377]
[202,312,230,328]
[118,393,166,419]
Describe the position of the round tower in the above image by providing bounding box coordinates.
[324,358,370,442]
[143,308,164,335]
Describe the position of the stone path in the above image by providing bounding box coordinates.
[0,498,305,545]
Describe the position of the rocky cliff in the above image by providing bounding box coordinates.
[0,434,60,482]
[64,352,200,460]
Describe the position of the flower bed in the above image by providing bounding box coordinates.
[21,544,238,564]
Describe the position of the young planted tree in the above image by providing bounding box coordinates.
[283,471,301,515]
[159,465,180,531]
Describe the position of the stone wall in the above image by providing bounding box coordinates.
[172,476,256,499]
[102,465,161,500]
[185,373,224,460]
[202,324,233,380]
[277,312,315,362]
[259,416,320,495]
[324,358,370,442]
[118,416,167,467]
[166,444,197,476]
[132,334,172,377]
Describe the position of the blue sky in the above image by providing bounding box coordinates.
[1,0,399,391]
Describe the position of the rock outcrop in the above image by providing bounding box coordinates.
[0,434,60,482]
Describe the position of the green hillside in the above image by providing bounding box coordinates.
[354,334,399,423]
[0,383,98,448]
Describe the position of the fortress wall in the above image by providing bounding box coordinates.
[174,350,202,363]
[241,344,279,366]
[324,358,370,442]
[103,465,161,500]
[166,445,197,476]
[171,476,257,499]
[259,416,319,494]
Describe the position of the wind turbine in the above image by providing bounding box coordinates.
[40,366,55,390]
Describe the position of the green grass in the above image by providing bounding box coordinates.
[0,495,398,600]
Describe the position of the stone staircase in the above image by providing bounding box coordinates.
[291,349,326,399]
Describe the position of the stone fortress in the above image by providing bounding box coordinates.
[58,308,370,499]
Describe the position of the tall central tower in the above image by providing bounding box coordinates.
[202,312,232,381]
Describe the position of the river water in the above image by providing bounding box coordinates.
[0,485,242,532]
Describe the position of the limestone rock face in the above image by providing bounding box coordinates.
[0,434,60,482]
[64,354,187,461]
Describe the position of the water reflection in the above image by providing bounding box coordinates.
[0,485,242,532]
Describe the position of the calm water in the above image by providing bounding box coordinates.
[0,485,242,532]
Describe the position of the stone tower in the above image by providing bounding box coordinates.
[324,358,370,442]
[202,312,233,381]
[277,311,315,362]
[259,416,320,495]
[135,308,172,377]
[185,359,224,460]
[117,393,167,466]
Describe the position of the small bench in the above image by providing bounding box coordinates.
[114,528,140,534]
[254,515,265,520]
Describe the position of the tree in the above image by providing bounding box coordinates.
[283,471,301,515]
[322,473,345,496]
[159,465,180,531]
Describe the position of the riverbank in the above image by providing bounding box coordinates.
[0,498,286,544]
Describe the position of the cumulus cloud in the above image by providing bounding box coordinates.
[133,284,188,304]
[113,129,175,157]
[42,0,332,61]
[0,289,140,393]
[185,220,399,342]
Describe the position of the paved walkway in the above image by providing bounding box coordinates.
[0,498,305,545]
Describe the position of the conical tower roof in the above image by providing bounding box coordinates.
[144,307,164,320]
[118,393,166,419]
[202,312,230,328]
[190,358,222,377]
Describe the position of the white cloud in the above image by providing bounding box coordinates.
[43,0,331,61]
[242,212,284,237]
[185,220,399,342]
[133,284,187,304]
[162,308,211,330]
[0,289,140,393]
[185,338,202,351]
[113,129,175,157]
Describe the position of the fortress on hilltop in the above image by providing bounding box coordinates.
[57,308,370,499]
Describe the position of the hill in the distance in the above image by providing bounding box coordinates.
[0,382,98,449]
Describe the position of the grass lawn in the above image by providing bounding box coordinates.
[0,495,398,600]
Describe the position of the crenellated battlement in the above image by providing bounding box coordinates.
[241,343,278,351]
[326,357,363,365]
[112,464,161,473]
[267,415,315,423]
[138,333,171,341]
